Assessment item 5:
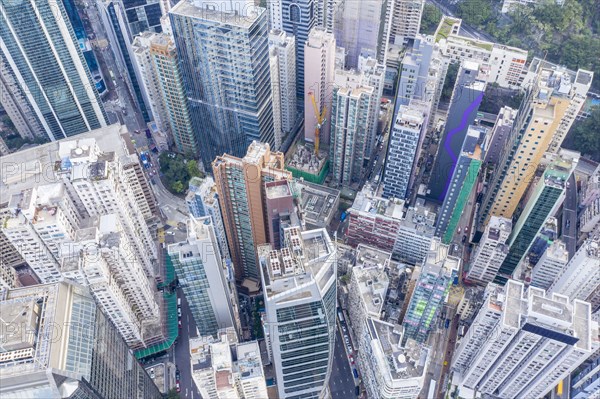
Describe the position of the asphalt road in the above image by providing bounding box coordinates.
[329,328,357,399]
[174,288,202,399]
[562,174,578,259]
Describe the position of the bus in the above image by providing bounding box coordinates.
[428,380,437,399]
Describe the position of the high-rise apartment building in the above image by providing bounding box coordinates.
[0,0,107,141]
[435,126,487,243]
[452,280,599,399]
[168,216,239,338]
[186,176,231,262]
[347,245,391,341]
[329,69,376,187]
[0,125,163,348]
[484,106,517,166]
[0,281,162,398]
[270,0,316,105]
[347,188,436,265]
[360,319,430,399]
[396,35,436,108]
[384,0,424,47]
[531,240,569,290]
[495,150,578,284]
[548,237,600,313]
[580,163,600,234]
[304,27,336,147]
[265,180,300,250]
[132,32,171,138]
[382,103,428,199]
[213,142,291,281]
[190,329,268,399]
[170,0,274,168]
[402,239,459,343]
[259,227,337,399]
[465,216,511,284]
[269,30,298,149]
[478,61,592,228]
[358,55,387,156]
[428,61,486,202]
[333,0,391,67]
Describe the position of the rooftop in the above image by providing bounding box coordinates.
[170,0,265,27]
[294,180,340,226]
[236,341,264,380]
[260,228,335,297]
[353,245,391,317]
[351,186,405,219]
[0,124,132,206]
[265,180,291,199]
[368,318,428,380]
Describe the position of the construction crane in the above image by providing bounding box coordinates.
[308,91,326,155]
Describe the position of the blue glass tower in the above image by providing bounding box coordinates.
[170,1,274,168]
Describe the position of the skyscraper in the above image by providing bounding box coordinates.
[168,216,239,337]
[329,69,376,187]
[333,0,391,67]
[478,61,593,228]
[495,150,578,285]
[212,142,291,281]
[170,0,274,168]
[149,33,198,155]
[0,281,162,398]
[190,329,269,399]
[435,126,487,243]
[269,29,298,149]
[382,102,428,199]
[259,227,337,399]
[304,27,336,147]
[465,216,511,285]
[270,0,316,105]
[427,61,486,203]
[0,0,107,141]
[548,237,600,313]
[402,238,459,344]
[452,280,599,399]
[530,239,569,290]
[383,0,424,47]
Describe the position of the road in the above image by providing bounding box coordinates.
[426,0,496,42]
[174,288,202,399]
[562,174,578,259]
[329,328,357,399]
[80,2,144,132]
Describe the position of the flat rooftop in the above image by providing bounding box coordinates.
[170,0,265,28]
[0,124,132,205]
[368,318,428,380]
[266,180,291,199]
[351,186,405,219]
[296,180,339,225]
[236,341,263,380]
[354,245,390,317]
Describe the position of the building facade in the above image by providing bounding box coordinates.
[170,0,274,168]
[213,142,291,281]
[402,239,459,343]
[0,281,162,398]
[168,216,239,337]
[465,216,511,284]
[0,0,107,141]
[259,227,337,399]
[531,240,569,290]
[452,280,599,399]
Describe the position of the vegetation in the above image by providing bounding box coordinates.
[440,62,460,104]
[454,0,600,90]
[564,107,600,161]
[420,4,444,35]
[165,388,180,399]
[479,83,524,114]
[158,153,204,195]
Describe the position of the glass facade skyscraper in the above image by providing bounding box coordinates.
[170,1,274,168]
[0,0,107,140]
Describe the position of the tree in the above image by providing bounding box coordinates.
[420,4,443,35]
[171,180,185,193]
[457,0,493,27]
[166,388,180,399]
[186,160,203,178]
[566,107,600,161]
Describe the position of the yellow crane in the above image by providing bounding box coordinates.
[308,91,326,155]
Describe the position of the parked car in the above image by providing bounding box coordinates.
[149,368,155,379]
[176,382,181,393]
